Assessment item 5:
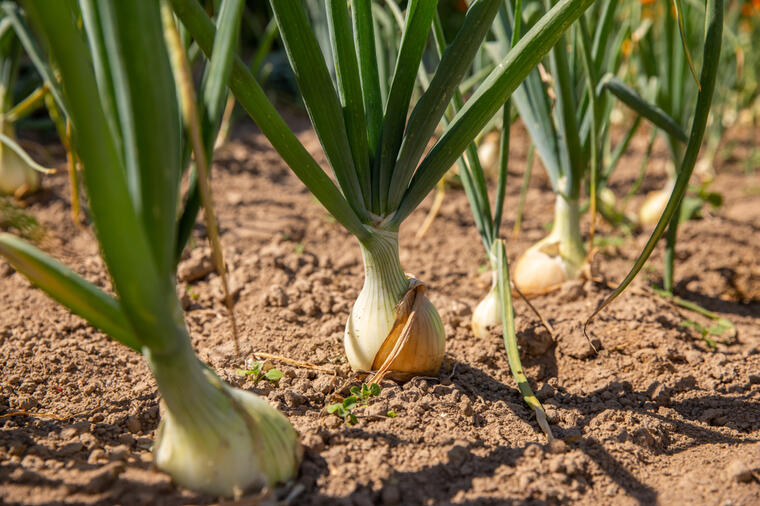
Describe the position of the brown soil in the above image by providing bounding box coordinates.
[1,119,759,505]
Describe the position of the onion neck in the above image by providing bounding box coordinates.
[344,227,409,371]
[358,228,409,305]
[145,336,242,439]
[549,195,586,278]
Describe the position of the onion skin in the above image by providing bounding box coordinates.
[472,284,499,340]
[371,287,445,377]
[638,188,671,226]
[513,245,568,296]
[344,228,445,376]
[513,195,586,296]
[477,131,500,174]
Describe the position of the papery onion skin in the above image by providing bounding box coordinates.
[344,228,445,376]
[513,195,586,296]
[472,283,500,340]
[371,290,445,376]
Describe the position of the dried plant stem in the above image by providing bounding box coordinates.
[251,352,336,374]
[162,5,240,357]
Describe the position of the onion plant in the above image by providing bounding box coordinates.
[587,0,723,327]
[171,0,595,379]
[0,0,301,496]
[1,1,92,223]
[628,0,702,232]
[618,0,723,294]
[486,0,636,296]
[423,9,552,437]
[486,0,707,297]
[0,8,55,196]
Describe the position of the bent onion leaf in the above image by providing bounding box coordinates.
[494,239,553,440]
[395,0,596,225]
[169,0,370,242]
[0,233,140,351]
[584,0,723,334]
[600,75,688,143]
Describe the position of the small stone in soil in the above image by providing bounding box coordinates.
[381,484,401,505]
[558,280,585,302]
[312,375,338,395]
[725,459,755,483]
[80,433,97,449]
[178,248,214,282]
[61,427,79,439]
[548,439,568,454]
[126,415,141,434]
[88,448,106,464]
[536,383,555,401]
[118,433,135,446]
[108,444,129,461]
[82,462,124,494]
[8,440,28,457]
[284,390,307,407]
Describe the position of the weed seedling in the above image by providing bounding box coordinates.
[592,235,626,249]
[236,359,284,386]
[185,286,199,301]
[653,286,736,349]
[327,397,358,425]
[0,198,44,242]
[680,319,734,350]
[327,382,381,425]
[350,382,381,405]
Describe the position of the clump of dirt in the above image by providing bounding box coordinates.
[1,121,759,505]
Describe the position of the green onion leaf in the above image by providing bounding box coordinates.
[0,233,140,352]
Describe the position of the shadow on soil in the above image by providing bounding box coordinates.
[4,359,758,505]
[304,357,759,505]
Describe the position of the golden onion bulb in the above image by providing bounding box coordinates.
[344,229,445,377]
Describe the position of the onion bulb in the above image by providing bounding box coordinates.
[0,123,39,196]
[477,130,500,175]
[344,228,445,378]
[513,196,586,296]
[472,272,499,340]
[638,182,674,226]
[147,344,301,497]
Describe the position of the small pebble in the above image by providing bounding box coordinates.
[88,448,106,464]
[726,460,754,483]
[126,415,141,434]
[83,462,124,494]
[381,484,401,505]
[548,439,568,454]
[108,444,129,461]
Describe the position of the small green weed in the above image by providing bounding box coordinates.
[592,235,626,248]
[680,320,719,349]
[0,198,44,242]
[327,382,383,425]
[185,286,199,301]
[236,359,284,386]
